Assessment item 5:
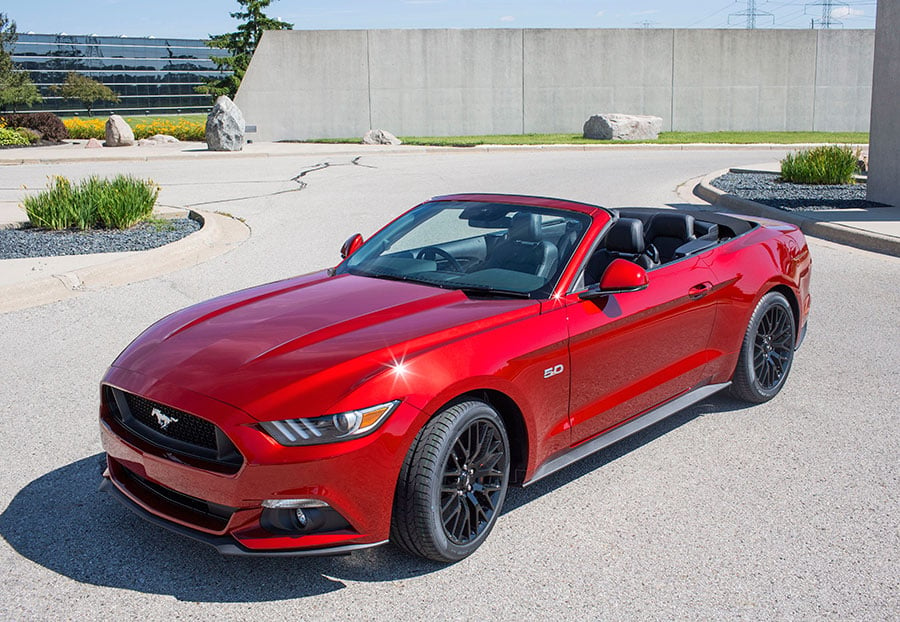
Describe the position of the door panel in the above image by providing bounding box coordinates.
[567,257,718,444]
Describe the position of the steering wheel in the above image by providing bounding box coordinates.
[416,246,464,272]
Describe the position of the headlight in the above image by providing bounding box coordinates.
[259,401,400,446]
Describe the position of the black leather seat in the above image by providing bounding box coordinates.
[584,218,654,285]
[486,213,559,279]
[645,213,696,263]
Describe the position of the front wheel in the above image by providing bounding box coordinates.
[730,291,796,403]
[391,400,510,562]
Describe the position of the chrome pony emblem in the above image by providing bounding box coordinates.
[152,407,179,430]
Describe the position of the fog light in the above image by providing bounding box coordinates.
[262,498,329,510]
[260,499,352,535]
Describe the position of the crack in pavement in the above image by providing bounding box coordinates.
[290,156,376,189]
[182,156,375,208]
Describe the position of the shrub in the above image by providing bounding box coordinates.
[0,125,31,145]
[16,127,41,143]
[22,175,159,230]
[780,145,859,185]
[0,112,69,142]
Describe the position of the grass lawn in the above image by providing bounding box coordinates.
[307,131,869,146]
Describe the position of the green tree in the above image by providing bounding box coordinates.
[51,72,119,115]
[196,0,292,99]
[0,13,42,112]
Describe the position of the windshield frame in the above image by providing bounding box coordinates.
[335,200,594,299]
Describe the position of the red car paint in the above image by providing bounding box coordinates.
[99,194,810,556]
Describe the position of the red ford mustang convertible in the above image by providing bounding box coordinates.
[99,194,811,562]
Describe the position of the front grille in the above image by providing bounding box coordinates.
[123,392,217,450]
[104,386,243,472]
[115,461,234,531]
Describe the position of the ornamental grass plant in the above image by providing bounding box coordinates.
[780,145,860,185]
[22,175,160,230]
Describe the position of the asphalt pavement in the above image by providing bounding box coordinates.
[0,146,897,620]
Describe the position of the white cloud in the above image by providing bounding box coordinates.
[596,10,605,17]
[831,7,865,18]
[499,15,515,22]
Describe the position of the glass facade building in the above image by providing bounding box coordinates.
[12,33,229,114]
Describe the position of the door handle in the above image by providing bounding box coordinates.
[688,282,713,300]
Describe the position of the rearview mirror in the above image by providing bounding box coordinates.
[579,258,649,300]
[340,233,364,259]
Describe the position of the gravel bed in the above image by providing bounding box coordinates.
[712,171,887,211]
[0,218,201,259]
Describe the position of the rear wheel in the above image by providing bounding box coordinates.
[391,400,510,562]
[730,291,796,403]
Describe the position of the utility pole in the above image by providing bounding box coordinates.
[728,0,775,29]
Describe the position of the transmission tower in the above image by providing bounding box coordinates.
[805,0,847,28]
[728,0,775,29]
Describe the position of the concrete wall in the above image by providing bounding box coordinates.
[867,2,900,207]
[672,29,817,132]
[236,28,875,142]
[524,29,674,132]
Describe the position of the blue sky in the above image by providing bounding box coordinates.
[8,0,877,39]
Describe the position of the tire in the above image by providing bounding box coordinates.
[391,400,510,562]
[730,291,796,403]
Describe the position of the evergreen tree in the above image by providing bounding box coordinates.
[0,13,42,112]
[196,0,292,100]
[51,72,120,115]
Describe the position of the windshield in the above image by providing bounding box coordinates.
[336,201,592,298]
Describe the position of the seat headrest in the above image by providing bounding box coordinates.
[509,212,541,243]
[647,213,696,241]
[694,222,719,238]
[606,218,646,254]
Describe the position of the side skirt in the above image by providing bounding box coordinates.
[524,381,731,486]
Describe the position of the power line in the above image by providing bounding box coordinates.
[686,1,740,28]
[728,0,776,28]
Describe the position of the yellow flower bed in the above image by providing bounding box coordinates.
[133,119,206,141]
[63,117,206,142]
[64,117,106,139]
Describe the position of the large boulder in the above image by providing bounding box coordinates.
[363,129,402,145]
[206,96,245,151]
[583,113,663,141]
[104,114,135,146]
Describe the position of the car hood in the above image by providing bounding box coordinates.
[110,271,538,420]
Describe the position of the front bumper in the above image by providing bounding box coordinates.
[98,477,387,557]
[99,367,424,555]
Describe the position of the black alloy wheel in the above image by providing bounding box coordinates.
[730,291,796,403]
[753,303,795,390]
[391,400,510,562]
[440,418,507,545]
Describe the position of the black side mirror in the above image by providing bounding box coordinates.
[340,233,364,259]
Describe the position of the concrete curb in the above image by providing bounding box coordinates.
[695,169,900,258]
[0,210,250,313]
[0,141,869,166]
